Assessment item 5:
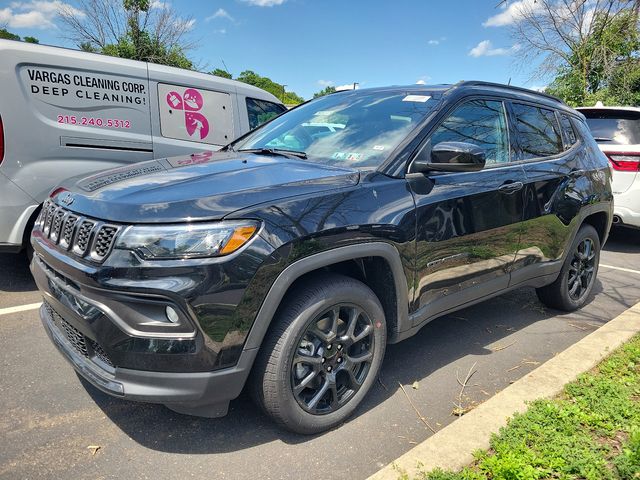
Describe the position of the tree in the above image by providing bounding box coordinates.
[236,70,305,104]
[210,68,233,79]
[508,0,639,105]
[58,0,195,68]
[544,8,640,105]
[313,86,336,98]
[0,28,21,41]
[0,27,39,43]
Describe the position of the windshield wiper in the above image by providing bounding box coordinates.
[593,137,613,142]
[238,148,307,159]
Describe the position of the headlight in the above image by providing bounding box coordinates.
[115,221,259,259]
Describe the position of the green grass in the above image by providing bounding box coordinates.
[409,335,640,480]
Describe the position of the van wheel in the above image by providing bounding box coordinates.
[250,273,386,434]
[536,224,600,311]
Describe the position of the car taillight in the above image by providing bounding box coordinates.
[606,152,640,172]
[0,115,4,166]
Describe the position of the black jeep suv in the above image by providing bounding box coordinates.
[31,81,613,434]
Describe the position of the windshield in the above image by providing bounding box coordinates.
[233,90,439,168]
[582,110,640,145]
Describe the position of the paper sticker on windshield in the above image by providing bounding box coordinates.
[333,152,363,161]
[403,95,431,103]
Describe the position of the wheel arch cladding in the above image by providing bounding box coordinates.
[581,211,609,244]
[242,242,410,351]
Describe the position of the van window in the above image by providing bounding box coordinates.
[512,103,563,159]
[246,98,286,129]
[158,83,233,145]
[429,99,510,164]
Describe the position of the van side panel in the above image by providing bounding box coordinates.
[147,64,241,158]
[0,42,154,245]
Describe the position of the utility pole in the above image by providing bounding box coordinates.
[281,84,287,102]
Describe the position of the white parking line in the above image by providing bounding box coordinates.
[600,264,640,275]
[0,302,42,317]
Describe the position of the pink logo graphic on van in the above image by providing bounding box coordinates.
[166,88,209,140]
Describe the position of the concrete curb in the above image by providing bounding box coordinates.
[368,300,640,480]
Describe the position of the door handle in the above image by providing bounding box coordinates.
[498,181,524,194]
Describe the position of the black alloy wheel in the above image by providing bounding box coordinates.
[567,237,597,302]
[250,273,386,434]
[291,304,375,415]
[537,224,601,311]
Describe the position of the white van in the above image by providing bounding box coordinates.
[0,40,286,254]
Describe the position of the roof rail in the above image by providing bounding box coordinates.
[453,81,564,104]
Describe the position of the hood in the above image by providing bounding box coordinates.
[54,151,360,223]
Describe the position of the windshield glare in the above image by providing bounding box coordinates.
[234,91,438,168]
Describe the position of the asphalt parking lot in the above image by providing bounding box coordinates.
[1,227,640,480]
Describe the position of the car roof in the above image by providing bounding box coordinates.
[333,81,581,118]
[576,106,640,113]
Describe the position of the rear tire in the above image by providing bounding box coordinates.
[250,273,386,434]
[536,224,600,311]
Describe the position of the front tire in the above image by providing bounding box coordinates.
[536,224,600,311]
[250,273,386,434]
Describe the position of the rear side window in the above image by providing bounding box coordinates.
[246,98,286,130]
[429,99,510,164]
[559,114,577,149]
[581,110,640,145]
[511,103,563,159]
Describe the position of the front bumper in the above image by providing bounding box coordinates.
[40,301,256,416]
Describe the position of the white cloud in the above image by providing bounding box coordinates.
[1,1,82,29]
[468,40,520,57]
[206,8,234,22]
[213,28,226,35]
[427,39,439,45]
[317,79,334,87]
[483,0,541,27]
[529,85,548,92]
[416,80,427,85]
[240,0,286,6]
[150,0,169,9]
[415,75,431,85]
[335,83,359,91]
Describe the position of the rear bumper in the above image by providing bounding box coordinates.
[613,179,640,228]
[40,302,256,416]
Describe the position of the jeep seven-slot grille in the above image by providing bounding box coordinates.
[37,200,120,262]
[43,301,115,368]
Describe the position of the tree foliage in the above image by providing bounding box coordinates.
[546,8,640,105]
[509,0,640,105]
[313,86,336,98]
[210,69,305,104]
[210,68,232,79]
[236,70,305,104]
[58,0,195,69]
[0,27,39,43]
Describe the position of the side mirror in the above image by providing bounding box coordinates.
[412,141,486,173]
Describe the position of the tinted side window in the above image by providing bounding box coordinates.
[559,114,577,149]
[429,99,510,164]
[511,103,563,159]
[246,98,286,129]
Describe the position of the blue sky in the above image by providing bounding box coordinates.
[0,0,545,99]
